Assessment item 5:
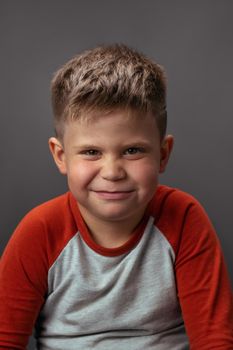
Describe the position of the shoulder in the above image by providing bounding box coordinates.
[16,192,76,233]
[151,185,217,255]
[21,192,70,222]
[4,192,77,268]
[152,184,204,216]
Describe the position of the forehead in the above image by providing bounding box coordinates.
[64,108,160,142]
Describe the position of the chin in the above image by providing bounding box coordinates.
[93,206,143,223]
[96,211,130,222]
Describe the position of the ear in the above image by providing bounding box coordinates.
[48,137,67,175]
[159,135,174,173]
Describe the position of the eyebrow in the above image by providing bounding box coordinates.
[72,144,101,150]
[72,141,153,151]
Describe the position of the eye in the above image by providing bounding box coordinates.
[123,147,146,159]
[80,149,101,159]
[124,147,144,155]
[83,149,100,156]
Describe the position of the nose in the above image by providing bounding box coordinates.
[100,157,126,181]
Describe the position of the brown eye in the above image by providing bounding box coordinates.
[84,150,99,156]
[124,147,144,155]
[79,149,101,160]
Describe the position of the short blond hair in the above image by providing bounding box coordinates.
[51,44,167,139]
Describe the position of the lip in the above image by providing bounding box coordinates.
[92,190,134,200]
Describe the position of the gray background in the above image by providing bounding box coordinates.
[0,1,232,347]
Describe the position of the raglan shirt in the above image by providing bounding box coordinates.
[0,185,232,349]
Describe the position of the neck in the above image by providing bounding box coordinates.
[78,206,146,249]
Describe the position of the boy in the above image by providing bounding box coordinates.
[0,44,232,349]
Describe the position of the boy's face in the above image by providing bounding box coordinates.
[49,109,173,231]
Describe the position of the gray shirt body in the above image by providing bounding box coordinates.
[35,217,189,349]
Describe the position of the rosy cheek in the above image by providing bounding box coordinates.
[129,162,159,180]
[70,162,99,187]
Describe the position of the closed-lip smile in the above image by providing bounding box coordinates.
[92,190,134,200]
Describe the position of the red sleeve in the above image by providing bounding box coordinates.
[0,212,49,349]
[0,193,77,349]
[157,189,233,349]
[176,199,233,349]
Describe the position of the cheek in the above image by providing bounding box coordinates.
[67,161,98,188]
[129,161,160,186]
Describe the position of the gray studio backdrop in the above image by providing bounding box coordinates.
[1,1,233,347]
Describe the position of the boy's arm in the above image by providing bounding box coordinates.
[0,214,48,349]
[175,198,233,349]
